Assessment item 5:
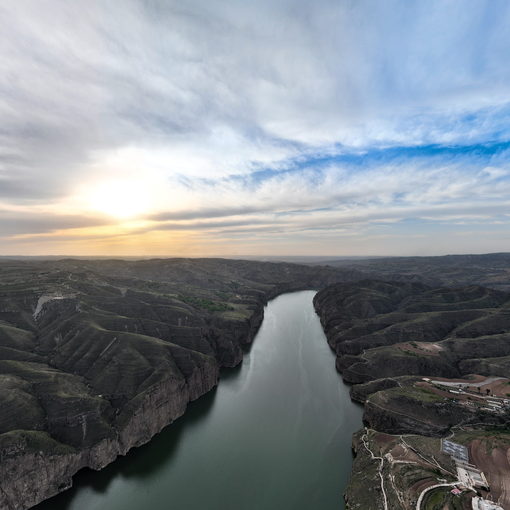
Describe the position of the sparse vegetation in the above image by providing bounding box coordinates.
[179,295,233,312]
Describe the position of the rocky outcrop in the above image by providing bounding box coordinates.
[0,359,219,510]
[344,432,386,510]
[349,376,417,403]
[363,395,454,437]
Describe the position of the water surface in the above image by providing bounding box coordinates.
[36,291,363,510]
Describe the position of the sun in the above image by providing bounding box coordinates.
[87,179,151,219]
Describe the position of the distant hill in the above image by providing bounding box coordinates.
[315,252,510,290]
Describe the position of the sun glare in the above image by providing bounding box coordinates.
[87,180,151,219]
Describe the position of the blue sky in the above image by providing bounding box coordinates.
[1,0,510,256]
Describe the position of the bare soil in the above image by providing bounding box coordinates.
[469,437,510,508]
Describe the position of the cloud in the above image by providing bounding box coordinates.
[1,0,510,254]
[0,209,107,237]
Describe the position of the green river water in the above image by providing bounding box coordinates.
[35,290,363,510]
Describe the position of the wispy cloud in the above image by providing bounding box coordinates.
[1,0,510,255]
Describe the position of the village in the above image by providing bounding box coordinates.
[421,376,510,510]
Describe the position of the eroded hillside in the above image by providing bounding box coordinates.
[314,280,510,510]
[0,258,357,510]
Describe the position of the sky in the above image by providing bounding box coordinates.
[1,0,510,257]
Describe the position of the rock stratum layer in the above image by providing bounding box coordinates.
[0,257,359,510]
[314,279,510,509]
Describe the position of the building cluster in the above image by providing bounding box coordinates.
[441,440,503,510]
[423,377,510,414]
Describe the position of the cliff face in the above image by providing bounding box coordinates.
[344,431,386,510]
[0,356,219,510]
[0,257,357,510]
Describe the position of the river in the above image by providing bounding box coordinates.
[35,290,363,510]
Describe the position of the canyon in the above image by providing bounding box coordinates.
[1,254,510,509]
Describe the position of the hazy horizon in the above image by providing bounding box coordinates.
[2,1,510,256]
[1,252,509,262]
